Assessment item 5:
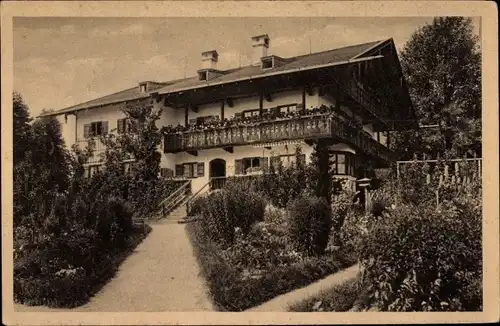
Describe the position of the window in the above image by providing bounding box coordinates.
[117,118,131,134]
[331,152,356,176]
[175,162,203,178]
[243,157,261,171]
[279,154,296,168]
[278,104,298,114]
[235,157,268,175]
[198,71,208,81]
[139,83,147,93]
[84,121,108,138]
[262,57,273,69]
[183,163,197,178]
[243,109,260,118]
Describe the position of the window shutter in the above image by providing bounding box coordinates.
[175,164,183,177]
[183,164,191,178]
[197,162,205,177]
[102,121,109,135]
[192,163,198,178]
[259,157,269,172]
[83,124,90,139]
[117,119,124,134]
[235,159,243,175]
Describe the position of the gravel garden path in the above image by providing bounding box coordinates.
[14,223,214,312]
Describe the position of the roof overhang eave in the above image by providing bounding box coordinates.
[157,54,385,96]
[39,95,151,118]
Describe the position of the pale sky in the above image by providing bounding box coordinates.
[14,17,480,118]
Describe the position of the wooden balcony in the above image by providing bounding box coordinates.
[163,113,394,164]
[341,79,390,123]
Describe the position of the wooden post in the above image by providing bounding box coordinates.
[259,90,264,117]
[435,189,440,210]
[220,100,225,120]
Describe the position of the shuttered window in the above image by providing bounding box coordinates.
[175,164,184,177]
[235,159,244,175]
[117,118,130,134]
[197,162,205,177]
[84,121,109,138]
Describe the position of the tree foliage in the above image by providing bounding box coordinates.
[13,95,71,227]
[395,17,481,159]
[308,139,334,203]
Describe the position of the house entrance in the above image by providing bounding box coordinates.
[209,158,226,190]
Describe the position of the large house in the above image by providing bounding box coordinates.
[43,34,416,195]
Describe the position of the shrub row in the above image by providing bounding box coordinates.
[186,221,352,311]
[199,181,266,247]
[14,224,151,308]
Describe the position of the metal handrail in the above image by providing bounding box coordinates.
[185,179,212,214]
[156,180,191,219]
[157,180,190,209]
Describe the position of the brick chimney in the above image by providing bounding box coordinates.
[201,50,219,70]
[251,34,270,65]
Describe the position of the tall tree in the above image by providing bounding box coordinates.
[13,99,71,227]
[395,17,481,159]
[308,139,334,203]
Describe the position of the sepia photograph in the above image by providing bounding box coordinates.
[2,1,499,325]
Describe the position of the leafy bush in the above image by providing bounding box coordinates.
[187,195,206,216]
[255,147,307,208]
[200,181,266,247]
[186,220,351,311]
[330,190,355,246]
[14,225,151,308]
[358,190,482,311]
[288,278,360,312]
[287,195,332,256]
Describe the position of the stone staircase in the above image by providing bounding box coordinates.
[162,202,189,224]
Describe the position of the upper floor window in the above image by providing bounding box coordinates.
[117,118,131,134]
[278,104,298,114]
[198,71,208,81]
[243,110,260,118]
[262,57,273,69]
[84,121,108,138]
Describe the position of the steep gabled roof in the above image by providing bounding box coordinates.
[42,39,387,117]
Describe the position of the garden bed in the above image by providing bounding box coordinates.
[288,278,360,312]
[186,220,353,311]
[14,225,151,308]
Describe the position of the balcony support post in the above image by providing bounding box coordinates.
[302,87,306,112]
[221,100,225,120]
[184,105,189,126]
[259,91,264,116]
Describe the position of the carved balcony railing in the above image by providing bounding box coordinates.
[164,113,394,163]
